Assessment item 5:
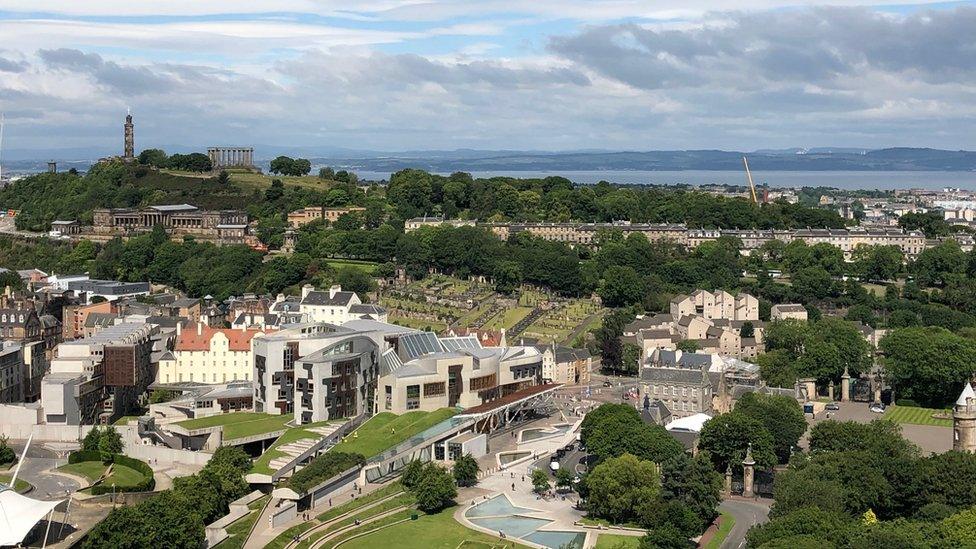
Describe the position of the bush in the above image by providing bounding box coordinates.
[894,399,920,407]
[286,452,364,494]
[452,454,479,487]
[412,463,457,513]
[68,450,106,464]
[0,435,16,466]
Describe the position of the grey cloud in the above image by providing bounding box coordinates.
[0,57,27,73]
[39,48,175,95]
[550,7,976,89]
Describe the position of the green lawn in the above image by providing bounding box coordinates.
[316,482,403,522]
[327,259,379,274]
[884,405,953,428]
[250,420,342,475]
[338,505,531,549]
[332,408,456,459]
[0,473,32,492]
[175,412,292,440]
[485,306,533,330]
[114,415,143,426]
[595,534,641,549]
[58,461,147,489]
[703,513,735,549]
[216,495,271,549]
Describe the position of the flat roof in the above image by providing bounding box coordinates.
[458,383,560,416]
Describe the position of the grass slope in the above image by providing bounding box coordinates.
[216,495,271,549]
[175,412,292,439]
[58,461,147,489]
[331,408,456,459]
[250,420,341,475]
[338,505,531,549]
[703,512,736,549]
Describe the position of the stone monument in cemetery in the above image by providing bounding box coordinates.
[207,147,258,172]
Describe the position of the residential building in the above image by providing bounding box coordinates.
[640,349,714,418]
[287,206,366,228]
[157,323,265,385]
[771,304,808,321]
[62,300,114,340]
[0,341,23,403]
[298,284,387,324]
[42,322,155,424]
[536,342,591,385]
[404,216,477,232]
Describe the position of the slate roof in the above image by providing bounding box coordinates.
[349,304,387,315]
[301,290,356,306]
[640,367,707,384]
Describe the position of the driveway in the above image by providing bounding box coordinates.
[718,498,770,549]
[6,442,81,499]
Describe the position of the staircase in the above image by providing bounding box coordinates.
[268,424,343,472]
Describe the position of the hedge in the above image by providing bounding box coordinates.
[286,452,365,494]
[67,451,156,495]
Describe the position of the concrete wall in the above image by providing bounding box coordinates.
[0,422,94,442]
[310,466,361,509]
[270,500,297,528]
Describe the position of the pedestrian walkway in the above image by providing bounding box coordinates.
[243,478,389,549]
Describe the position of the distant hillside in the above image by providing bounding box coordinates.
[319,147,976,173]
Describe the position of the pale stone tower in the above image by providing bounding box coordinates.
[953,383,976,453]
[123,110,134,160]
[742,443,756,498]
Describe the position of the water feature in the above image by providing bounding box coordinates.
[469,516,552,538]
[498,451,531,466]
[466,495,536,518]
[525,530,587,549]
[519,423,573,443]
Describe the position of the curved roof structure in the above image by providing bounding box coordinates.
[0,484,63,546]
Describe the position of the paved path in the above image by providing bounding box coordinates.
[718,497,771,549]
[6,442,81,499]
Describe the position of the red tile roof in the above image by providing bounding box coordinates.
[175,325,265,352]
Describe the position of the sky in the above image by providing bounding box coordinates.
[1,1,976,154]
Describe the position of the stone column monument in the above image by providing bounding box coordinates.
[123,111,134,160]
[841,367,851,402]
[828,380,835,401]
[742,443,756,498]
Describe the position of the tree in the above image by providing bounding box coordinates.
[580,404,684,465]
[746,507,856,548]
[0,435,16,465]
[452,454,479,487]
[598,265,646,307]
[740,321,755,339]
[555,467,574,491]
[269,156,295,175]
[335,266,376,295]
[97,425,124,455]
[412,463,457,512]
[150,389,178,404]
[531,469,550,494]
[697,412,776,472]
[82,428,102,452]
[586,454,661,524]
[853,245,903,281]
[137,148,167,167]
[880,327,976,408]
[675,340,699,353]
[659,453,722,530]
[401,459,426,489]
[83,490,205,549]
[911,240,967,287]
[637,523,694,549]
[940,506,976,547]
[216,170,230,185]
[319,167,335,180]
[757,350,797,388]
[734,392,806,463]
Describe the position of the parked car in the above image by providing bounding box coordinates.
[825,402,840,411]
[602,380,613,387]
[869,403,886,413]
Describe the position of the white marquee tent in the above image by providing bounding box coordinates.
[0,484,64,547]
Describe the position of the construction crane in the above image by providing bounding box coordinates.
[742,156,759,204]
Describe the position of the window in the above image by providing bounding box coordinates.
[406,385,420,410]
[681,387,687,397]
[424,382,445,397]
[671,387,677,396]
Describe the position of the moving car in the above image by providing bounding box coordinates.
[825,402,840,411]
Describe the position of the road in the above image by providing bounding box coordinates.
[718,498,770,549]
[7,441,81,499]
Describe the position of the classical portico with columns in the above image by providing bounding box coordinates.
[207,147,257,171]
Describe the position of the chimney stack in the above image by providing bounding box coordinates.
[301,284,314,300]
[196,321,203,336]
[329,285,341,299]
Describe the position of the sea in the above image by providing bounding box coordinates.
[354,170,976,191]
